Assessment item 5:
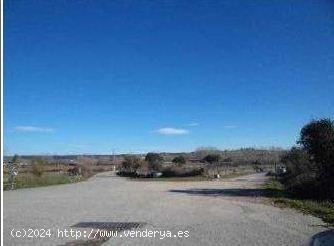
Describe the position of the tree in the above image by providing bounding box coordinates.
[298,118,334,199]
[203,154,221,164]
[281,118,334,200]
[172,156,186,166]
[145,153,163,171]
[281,147,315,176]
[32,159,44,177]
[298,118,334,165]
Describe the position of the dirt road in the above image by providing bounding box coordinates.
[3,173,329,245]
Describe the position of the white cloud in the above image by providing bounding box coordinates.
[14,126,54,132]
[187,122,200,127]
[155,127,189,135]
[223,125,238,129]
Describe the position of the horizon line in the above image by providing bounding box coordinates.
[3,146,290,157]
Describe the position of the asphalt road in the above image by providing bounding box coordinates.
[3,172,330,245]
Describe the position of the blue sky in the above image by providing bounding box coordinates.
[4,0,334,155]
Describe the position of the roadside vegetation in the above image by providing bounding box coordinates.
[4,158,81,190]
[3,173,76,190]
[3,157,114,190]
[117,151,260,181]
[264,118,334,225]
[264,179,334,225]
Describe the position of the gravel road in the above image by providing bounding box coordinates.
[3,173,330,245]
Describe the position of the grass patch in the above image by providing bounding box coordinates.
[3,173,82,190]
[274,198,334,224]
[264,179,334,225]
[263,178,286,198]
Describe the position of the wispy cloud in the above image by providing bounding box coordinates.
[14,126,54,133]
[155,127,189,135]
[223,125,238,129]
[187,122,200,127]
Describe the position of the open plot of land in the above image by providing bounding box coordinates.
[3,173,330,245]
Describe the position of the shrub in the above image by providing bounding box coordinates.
[32,159,45,177]
[80,164,93,178]
[121,155,143,172]
[145,153,163,171]
[162,166,204,177]
[203,154,221,164]
[172,156,186,166]
[68,166,81,176]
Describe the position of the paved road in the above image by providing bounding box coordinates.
[3,173,329,245]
